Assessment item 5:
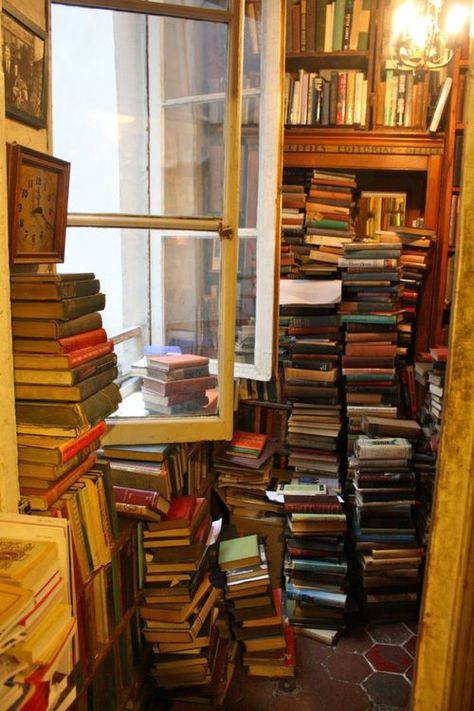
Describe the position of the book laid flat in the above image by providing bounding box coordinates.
[14,366,118,402]
[145,353,210,373]
[13,327,108,354]
[10,276,100,301]
[15,381,122,428]
[17,420,106,465]
[218,534,261,571]
[14,352,117,386]
[225,430,268,458]
[141,374,217,397]
[0,538,58,594]
[100,443,175,463]
[10,293,106,320]
[0,581,34,639]
[20,453,97,511]
[13,341,114,371]
[12,312,104,339]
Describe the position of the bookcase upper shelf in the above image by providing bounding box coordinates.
[286,50,370,70]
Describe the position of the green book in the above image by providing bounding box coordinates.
[340,313,398,324]
[315,0,327,51]
[332,0,346,51]
[218,534,261,571]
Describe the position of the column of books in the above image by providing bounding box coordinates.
[0,514,76,710]
[413,347,448,546]
[279,301,348,643]
[138,495,236,705]
[8,273,150,701]
[349,433,424,622]
[281,181,307,278]
[218,534,295,678]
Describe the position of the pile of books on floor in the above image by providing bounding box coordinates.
[138,352,217,417]
[281,182,308,279]
[213,431,282,519]
[281,477,348,644]
[303,170,357,278]
[140,496,236,704]
[219,534,295,678]
[350,430,424,622]
[10,272,121,513]
[0,522,77,710]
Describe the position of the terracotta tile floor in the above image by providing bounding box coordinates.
[225,618,418,711]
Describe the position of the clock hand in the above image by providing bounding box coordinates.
[31,206,54,230]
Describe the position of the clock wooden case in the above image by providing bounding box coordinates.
[7,143,70,265]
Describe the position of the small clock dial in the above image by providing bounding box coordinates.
[16,163,59,254]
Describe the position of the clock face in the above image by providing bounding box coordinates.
[16,163,59,254]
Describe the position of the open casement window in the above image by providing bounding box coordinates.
[51,0,283,444]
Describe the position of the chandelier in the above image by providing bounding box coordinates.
[391,0,469,72]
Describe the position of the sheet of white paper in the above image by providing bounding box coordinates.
[279,279,342,305]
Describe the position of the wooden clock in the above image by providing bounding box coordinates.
[6,143,70,265]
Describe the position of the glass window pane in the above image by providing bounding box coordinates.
[59,228,221,419]
[51,5,228,217]
[148,0,228,8]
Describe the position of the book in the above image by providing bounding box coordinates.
[14,351,117,386]
[100,442,175,463]
[10,274,100,301]
[218,534,261,571]
[13,327,108,354]
[15,381,122,428]
[112,485,170,515]
[19,453,97,511]
[141,374,217,397]
[0,537,59,594]
[428,77,453,133]
[17,420,106,464]
[10,293,106,320]
[225,430,268,458]
[145,353,210,373]
[14,365,118,402]
[145,496,207,534]
[13,341,114,371]
[12,312,104,339]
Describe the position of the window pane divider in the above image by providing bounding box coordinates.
[67,213,223,232]
[53,0,232,24]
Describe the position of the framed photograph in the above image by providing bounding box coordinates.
[1,2,47,129]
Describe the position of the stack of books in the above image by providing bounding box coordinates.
[303,170,357,277]
[0,530,76,710]
[138,353,217,416]
[281,478,348,639]
[10,272,121,513]
[140,497,230,700]
[392,226,437,359]
[219,535,295,678]
[281,182,308,279]
[351,434,423,622]
[99,442,178,500]
[338,240,403,425]
[213,432,281,519]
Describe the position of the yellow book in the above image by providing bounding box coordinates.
[10,602,74,665]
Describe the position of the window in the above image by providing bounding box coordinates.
[51,0,283,442]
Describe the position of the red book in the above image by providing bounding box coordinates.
[226,430,268,457]
[112,485,171,515]
[145,496,208,534]
[145,353,209,372]
[20,453,97,511]
[141,374,216,397]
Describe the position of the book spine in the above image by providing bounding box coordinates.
[59,420,107,463]
[113,485,163,512]
[20,453,97,510]
[67,340,114,368]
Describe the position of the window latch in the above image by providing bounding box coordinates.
[219,223,233,239]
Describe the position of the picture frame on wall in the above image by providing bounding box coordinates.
[1,1,47,129]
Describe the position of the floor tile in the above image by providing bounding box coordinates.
[366,623,413,645]
[366,644,413,673]
[325,651,372,683]
[363,671,412,707]
[403,635,418,658]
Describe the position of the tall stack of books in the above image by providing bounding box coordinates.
[303,170,357,277]
[281,478,348,642]
[392,226,437,360]
[139,353,217,416]
[139,497,232,703]
[281,182,308,279]
[10,272,121,513]
[350,433,423,622]
[213,432,282,519]
[413,347,448,544]
[338,240,403,456]
[218,534,295,678]
[0,517,77,710]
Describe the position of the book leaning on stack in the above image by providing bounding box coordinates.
[10,272,121,513]
[0,513,77,711]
